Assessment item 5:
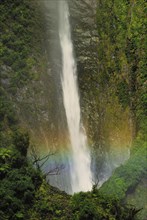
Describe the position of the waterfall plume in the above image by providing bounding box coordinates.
[59,0,92,193]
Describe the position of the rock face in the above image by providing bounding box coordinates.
[68,0,99,146]
[69,0,98,100]
[69,0,98,72]
[0,0,131,191]
[68,0,132,184]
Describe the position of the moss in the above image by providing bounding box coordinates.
[126,178,147,220]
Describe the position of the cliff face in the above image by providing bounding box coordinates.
[68,0,132,182]
[69,3,146,212]
[1,0,69,152]
[0,0,47,146]
[1,0,132,185]
[69,0,98,74]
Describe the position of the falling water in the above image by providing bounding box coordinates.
[59,0,92,193]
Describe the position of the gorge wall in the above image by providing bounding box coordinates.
[1,0,146,218]
[69,0,132,183]
[1,0,146,196]
[1,0,131,188]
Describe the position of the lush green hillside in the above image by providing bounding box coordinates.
[94,1,147,219]
[0,131,140,219]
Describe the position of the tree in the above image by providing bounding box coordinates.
[30,145,64,178]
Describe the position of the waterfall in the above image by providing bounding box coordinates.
[59,0,92,193]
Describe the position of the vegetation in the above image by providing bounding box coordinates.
[0,0,47,148]
[100,138,147,200]
[71,0,146,219]
[0,0,146,219]
[77,0,147,143]
[0,132,140,220]
[95,0,147,136]
[94,2,147,219]
[0,131,43,219]
[0,0,42,90]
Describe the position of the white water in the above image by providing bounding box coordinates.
[59,0,92,193]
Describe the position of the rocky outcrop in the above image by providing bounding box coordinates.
[69,0,98,85]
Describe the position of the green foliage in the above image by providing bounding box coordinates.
[126,178,147,220]
[29,180,71,220]
[0,0,42,89]
[12,131,29,157]
[0,148,12,179]
[99,136,147,220]
[0,132,42,220]
[0,0,39,152]
[29,183,138,220]
[78,0,146,149]
[116,80,130,108]
[0,89,17,128]
[97,0,146,133]
[69,190,138,220]
[100,139,147,201]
